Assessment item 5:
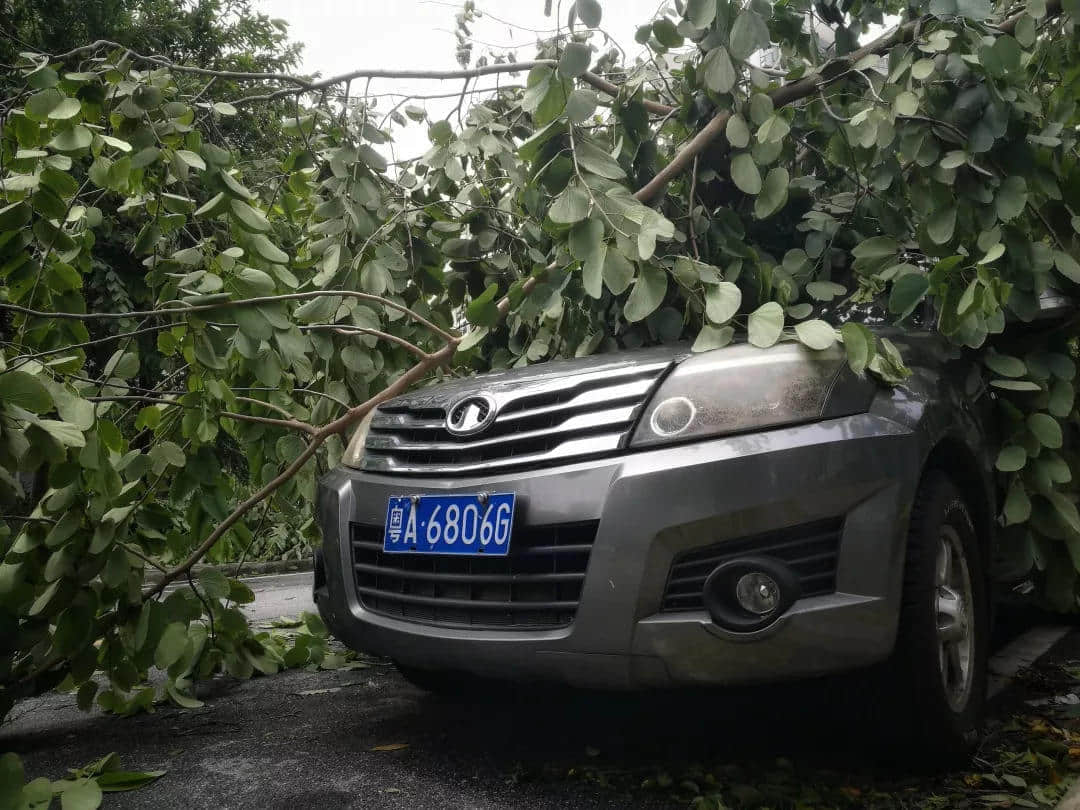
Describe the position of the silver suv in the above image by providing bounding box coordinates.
[315,328,999,756]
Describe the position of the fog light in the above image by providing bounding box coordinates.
[702,557,801,633]
[735,572,780,615]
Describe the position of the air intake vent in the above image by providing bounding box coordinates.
[349,521,598,629]
[661,518,843,612]
[362,359,671,475]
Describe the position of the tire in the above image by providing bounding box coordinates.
[888,470,989,763]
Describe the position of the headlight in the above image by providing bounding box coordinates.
[341,408,376,469]
[630,342,869,448]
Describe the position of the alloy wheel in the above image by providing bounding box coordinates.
[936,524,975,712]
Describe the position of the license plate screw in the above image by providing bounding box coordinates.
[410,495,420,506]
[477,492,489,506]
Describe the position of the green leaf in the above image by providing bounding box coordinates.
[48,97,82,121]
[754,167,788,218]
[1054,251,1080,283]
[704,282,742,324]
[25,88,63,121]
[1047,491,1080,534]
[1049,381,1074,418]
[927,204,957,244]
[603,248,635,294]
[574,140,625,179]
[939,150,966,170]
[725,114,750,149]
[155,622,189,669]
[565,88,598,123]
[984,352,1026,378]
[888,273,929,319]
[748,301,784,348]
[575,0,602,26]
[1028,413,1062,449]
[176,149,206,171]
[219,170,256,200]
[1003,480,1031,524]
[805,281,846,301]
[692,324,734,352]
[996,445,1027,472]
[549,183,591,224]
[852,236,898,260]
[0,370,53,412]
[48,125,92,152]
[194,191,229,218]
[730,153,761,194]
[229,199,271,233]
[756,114,790,144]
[978,243,1005,265]
[59,778,102,810]
[912,58,936,80]
[794,319,837,350]
[652,18,684,48]
[623,264,667,322]
[249,234,289,265]
[97,769,167,792]
[465,284,500,327]
[990,379,1042,391]
[728,10,770,61]
[457,326,488,353]
[701,47,736,93]
[995,176,1027,222]
[894,91,919,116]
[132,84,163,109]
[840,322,875,374]
[558,42,592,78]
[686,0,717,26]
[0,753,23,808]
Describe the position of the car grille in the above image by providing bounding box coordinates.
[349,520,598,629]
[660,518,843,612]
[361,360,671,475]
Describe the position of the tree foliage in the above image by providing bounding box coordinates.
[1,0,1080,724]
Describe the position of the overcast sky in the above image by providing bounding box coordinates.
[258,0,666,160]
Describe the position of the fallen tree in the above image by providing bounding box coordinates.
[1,0,1079,729]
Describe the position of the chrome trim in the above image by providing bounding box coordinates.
[361,356,674,475]
[365,432,627,475]
[366,404,638,453]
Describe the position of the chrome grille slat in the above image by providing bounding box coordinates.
[361,354,674,475]
[365,434,626,475]
[367,404,638,453]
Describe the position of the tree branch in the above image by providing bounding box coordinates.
[0,291,458,343]
[38,39,676,115]
[141,338,460,600]
[632,1,1060,203]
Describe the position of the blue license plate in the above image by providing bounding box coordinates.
[382,493,516,555]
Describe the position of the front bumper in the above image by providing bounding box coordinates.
[315,413,921,688]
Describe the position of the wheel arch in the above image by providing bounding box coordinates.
[921,437,997,566]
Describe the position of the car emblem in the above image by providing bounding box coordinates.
[446,394,498,436]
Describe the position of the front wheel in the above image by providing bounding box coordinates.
[888,470,989,763]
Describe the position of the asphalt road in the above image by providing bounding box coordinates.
[1,574,1073,810]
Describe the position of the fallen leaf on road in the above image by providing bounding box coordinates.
[371,743,409,752]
